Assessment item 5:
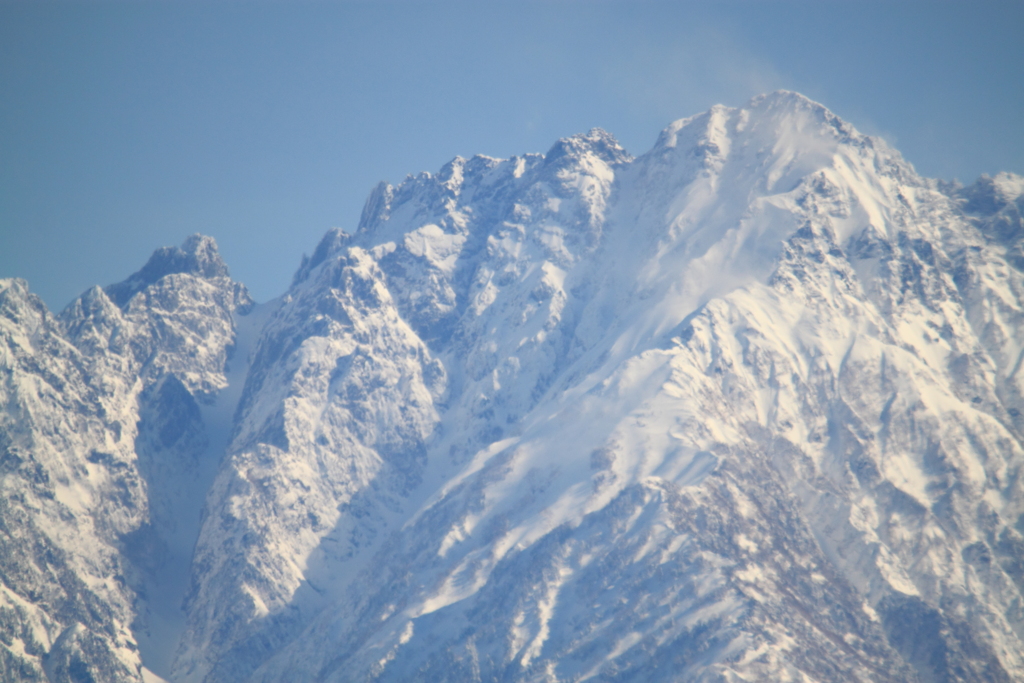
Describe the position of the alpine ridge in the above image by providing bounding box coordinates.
[2,91,1023,683]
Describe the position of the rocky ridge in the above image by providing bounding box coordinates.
[1,235,250,681]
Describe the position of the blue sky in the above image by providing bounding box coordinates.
[2,1,1022,309]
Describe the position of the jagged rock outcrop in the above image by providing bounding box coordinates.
[1,235,250,682]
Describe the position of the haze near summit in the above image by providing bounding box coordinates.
[1,1,1021,310]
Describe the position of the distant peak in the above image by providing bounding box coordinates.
[957,172,1024,216]
[0,278,49,325]
[545,128,632,167]
[653,106,732,152]
[0,277,30,298]
[357,181,394,234]
[745,90,857,138]
[291,228,351,287]
[991,172,1024,201]
[748,89,821,109]
[0,278,41,315]
[104,233,230,308]
[651,90,867,161]
[179,234,228,276]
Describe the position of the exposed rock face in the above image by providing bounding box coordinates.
[3,93,1024,682]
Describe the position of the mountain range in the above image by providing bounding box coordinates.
[2,91,1024,682]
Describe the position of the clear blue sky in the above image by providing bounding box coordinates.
[2,1,1022,310]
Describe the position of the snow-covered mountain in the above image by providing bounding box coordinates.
[3,92,1024,682]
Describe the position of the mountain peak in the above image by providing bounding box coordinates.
[7,92,1024,683]
[104,234,230,307]
[291,227,351,286]
[748,88,821,109]
[544,127,632,167]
